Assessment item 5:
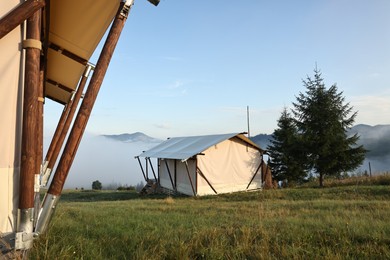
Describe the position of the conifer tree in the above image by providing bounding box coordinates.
[268,107,306,184]
[293,69,366,187]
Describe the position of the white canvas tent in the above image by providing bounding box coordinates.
[137,133,264,196]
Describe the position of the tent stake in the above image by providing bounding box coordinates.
[36,1,133,234]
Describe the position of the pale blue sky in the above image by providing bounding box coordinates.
[46,0,390,139]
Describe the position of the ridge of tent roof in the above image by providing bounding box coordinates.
[138,133,262,161]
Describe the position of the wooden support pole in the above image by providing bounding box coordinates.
[16,7,42,251]
[136,157,147,181]
[19,9,41,212]
[246,160,263,190]
[36,2,133,235]
[164,160,176,192]
[47,1,130,196]
[41,65,93,186]
[147,158,157,180]
[0,0,45,39]
[197,167,217,194]
[184,161,196,196]
[44,102,72,164]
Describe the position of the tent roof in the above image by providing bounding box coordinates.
[138,133,262,161]
[44,0,120,104]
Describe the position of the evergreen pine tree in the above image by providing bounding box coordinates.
[293,69,366,187]
[268,107,306,184]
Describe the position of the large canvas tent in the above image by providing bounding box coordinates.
[137,133,265,196]
[0,0,160,254]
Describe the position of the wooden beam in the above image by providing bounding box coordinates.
[197,167,217,195]
[44,103,72,164]
[147,157,157,180]
[47,1,130,196]
[0,0,45,39]
[246,160,263,190]
[136,157,147,181]
[46,67,90,170]
[19,9,42,210]
[184,161,196,196]
[164,160,176,192]
[49,42,88,65]
[41,65,92,186]
[46,78,74,93]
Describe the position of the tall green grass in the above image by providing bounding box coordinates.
[30,184,390,259]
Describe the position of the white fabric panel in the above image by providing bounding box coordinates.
[0,1,23,233]
[46,0,119,104]
[197,138,262,196]
[49,0,119,59]
[175,159,196,196]
[0,168,20,233]
[158,159,176,190]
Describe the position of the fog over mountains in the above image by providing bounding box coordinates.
[49,125,389,189]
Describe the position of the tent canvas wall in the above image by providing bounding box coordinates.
[0,0,24,235]
[138,133,264,196]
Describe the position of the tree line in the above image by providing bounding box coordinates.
[267,69,366,187]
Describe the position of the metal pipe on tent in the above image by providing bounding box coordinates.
[147,157,157,180]
[35,0,134,235]
[164,160,177,192]
[145,157,149,180]
[0,0,45,39]
[41,64,94,187]
[135,156,147,181]
[184,160,196,196]
[34,53,46,228]
[17,6,43,250]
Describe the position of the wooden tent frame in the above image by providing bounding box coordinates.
[0,0,160,253]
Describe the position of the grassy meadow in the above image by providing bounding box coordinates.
[29,175,390,259]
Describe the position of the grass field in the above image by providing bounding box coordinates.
[30,176,390,259]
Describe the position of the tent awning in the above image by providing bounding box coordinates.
[44,0,120,104]
[138,133,262,161]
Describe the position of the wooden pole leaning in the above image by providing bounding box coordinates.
[0,0,45,39]
[41,64,94,187]
[16,8,42,250]
[35,0,133,235]
[43,101,73,168]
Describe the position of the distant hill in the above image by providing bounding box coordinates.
[102,132,162,143]
[250,124,390,173]
[250,134,272,150]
